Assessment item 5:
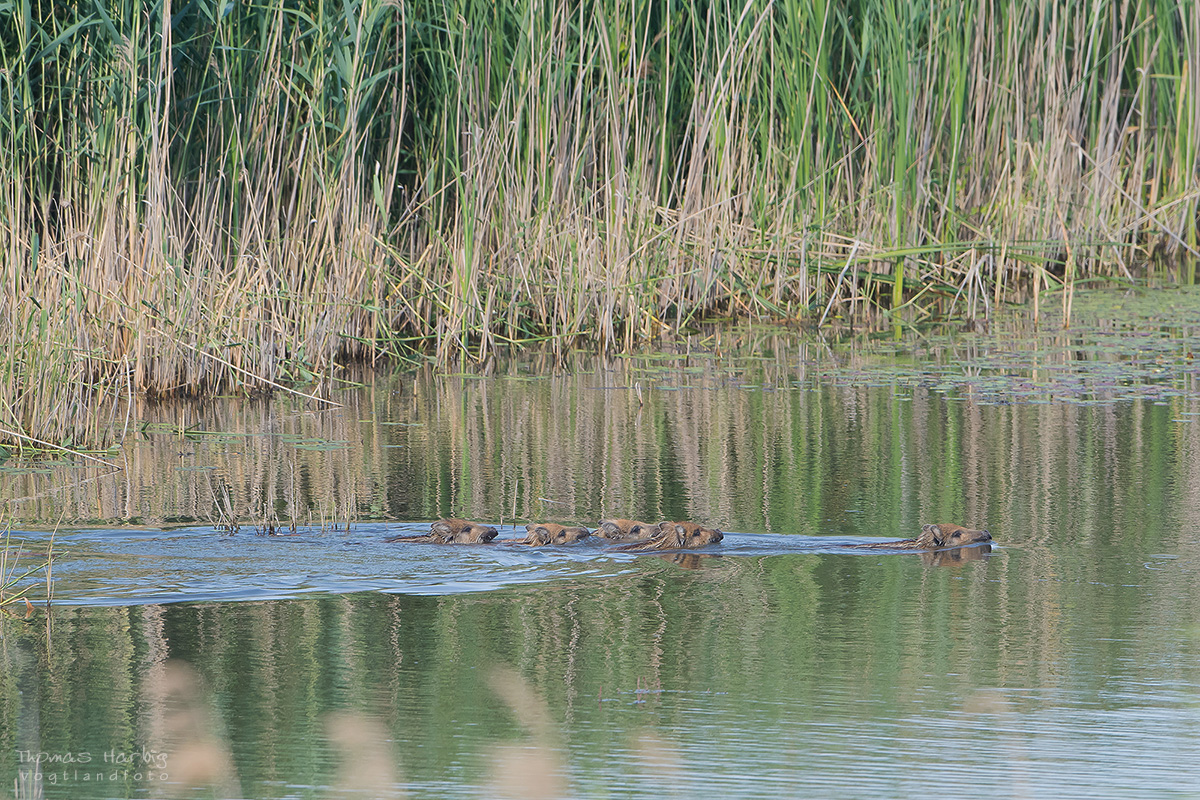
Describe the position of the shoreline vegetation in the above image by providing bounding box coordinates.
[2,0,1199,449]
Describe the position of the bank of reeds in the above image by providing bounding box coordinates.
[2,0,1198,445]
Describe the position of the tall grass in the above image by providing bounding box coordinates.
[1,0,1198,444]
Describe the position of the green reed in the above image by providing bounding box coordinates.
[1,0,1197,445]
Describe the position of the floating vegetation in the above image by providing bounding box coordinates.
[818,287,1200,405]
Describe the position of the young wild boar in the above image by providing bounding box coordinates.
[508,523,592,546]
[384,518,499,544]
[850,523,991,551]
[617,521,724,551]
[594,519,662,541]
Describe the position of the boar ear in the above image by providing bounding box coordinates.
[922,523,944,547]
[431,520,453,538]
[525,522,539,532]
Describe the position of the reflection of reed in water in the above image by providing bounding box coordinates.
[9,544,1160,800]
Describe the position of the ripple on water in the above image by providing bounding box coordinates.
[19,527,1000,606]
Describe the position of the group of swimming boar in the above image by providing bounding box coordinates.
[385,519,992,552]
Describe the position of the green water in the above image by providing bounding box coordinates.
[3,296,1200,798]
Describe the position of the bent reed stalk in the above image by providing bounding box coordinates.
[2,0,1198,446]
[0,524,52,611]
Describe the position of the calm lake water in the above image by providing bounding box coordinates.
[3,290,1200,799]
